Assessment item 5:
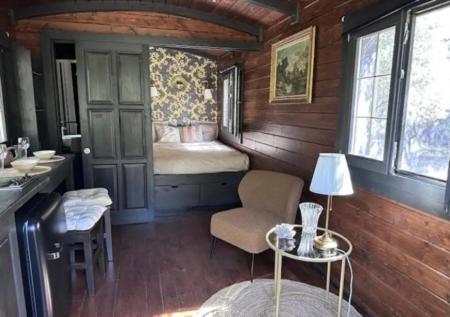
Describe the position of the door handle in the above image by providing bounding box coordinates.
[83,148,91,154]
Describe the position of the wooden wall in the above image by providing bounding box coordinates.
[218,0,450,316]
[13,11,254,53]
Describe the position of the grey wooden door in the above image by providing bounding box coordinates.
[76,41,153,224]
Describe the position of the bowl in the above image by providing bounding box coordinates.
[33,150,56,160]
[11,159,39,173]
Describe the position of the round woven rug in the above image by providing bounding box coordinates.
[197,279,362,317]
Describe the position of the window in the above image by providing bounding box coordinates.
[350,26,396,161]
[397,5,450,181]
[221,65,243,138]
[340,1,450,217]
[0,69,7,143]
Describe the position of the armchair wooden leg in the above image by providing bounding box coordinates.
[210,236,217,258]
[250,253,255,283]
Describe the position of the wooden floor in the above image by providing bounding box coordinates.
[69,211,325,317]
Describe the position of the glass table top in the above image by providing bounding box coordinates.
[266,225,352,263]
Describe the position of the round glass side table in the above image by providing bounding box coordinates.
[266,225,352,317]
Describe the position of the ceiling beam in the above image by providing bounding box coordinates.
[41,29,261,51]
[248,0,300,23]
[12,0,261,37]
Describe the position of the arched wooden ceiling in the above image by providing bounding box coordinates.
[11,0,297,34]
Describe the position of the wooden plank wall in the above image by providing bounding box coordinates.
[218,0,450,316]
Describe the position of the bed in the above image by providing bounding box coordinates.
[153,141,249,174]
[153,140,249,214]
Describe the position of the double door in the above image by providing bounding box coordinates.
[76,41,153,224]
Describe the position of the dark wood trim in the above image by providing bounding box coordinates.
[12,0,260,37]
[342,0,417,33]
[42,29,260,51]
[248,0,300,23]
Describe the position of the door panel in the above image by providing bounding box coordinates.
[89,110,116,158]
[85,51,113,104]
[120,110,145,158]
[118,53,143,104]
[93,165,119,210]
[123,164,147,209]
[77,41,153,224]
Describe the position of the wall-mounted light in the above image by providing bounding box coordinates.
[150,79,159,97]
[203,80,214,101]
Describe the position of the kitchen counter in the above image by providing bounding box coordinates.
[0,154,74,216]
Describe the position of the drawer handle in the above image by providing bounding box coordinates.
[171,185,179,189]
[221,182,228,186]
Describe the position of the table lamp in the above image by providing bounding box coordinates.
[310,153,353,255]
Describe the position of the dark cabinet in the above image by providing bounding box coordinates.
[0,211,26,317]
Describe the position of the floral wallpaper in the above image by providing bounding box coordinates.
[149,47,218,123]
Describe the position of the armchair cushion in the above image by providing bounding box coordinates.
[210,207,283,254]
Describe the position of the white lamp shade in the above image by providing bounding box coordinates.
[310,153,354,196]
[150,86,159,97]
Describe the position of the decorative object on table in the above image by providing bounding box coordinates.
[274,223,297,252]
[269,26,316,104]
[310,153,353,256]
[30,155,65,164]
[1,165,51,177]
[274,223,296,239]
[10,159,39,173]
[198,279,362,317]
[18,137,30,158]
[297,202,323,257]
[33,150,56,160]
[0,144,7,170]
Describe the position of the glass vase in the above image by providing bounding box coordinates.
[297,202,323,257]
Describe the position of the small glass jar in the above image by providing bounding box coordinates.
[297,202,323,257]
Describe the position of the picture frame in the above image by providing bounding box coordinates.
[269,26,316,104]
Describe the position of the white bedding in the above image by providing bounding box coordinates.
[153,141,250,174]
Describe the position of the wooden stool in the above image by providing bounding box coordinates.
[65,217,106,296]
[62,189,114,262]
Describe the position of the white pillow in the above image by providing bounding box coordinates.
[155,125,181,143]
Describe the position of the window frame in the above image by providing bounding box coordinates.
[220,64,243,141]
[0,47,8,144]
[338,0,450,218]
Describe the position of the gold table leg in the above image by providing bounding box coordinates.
[274,252,282,317]
[337,258,346,317]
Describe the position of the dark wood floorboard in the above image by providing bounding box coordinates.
[69,211,326,317]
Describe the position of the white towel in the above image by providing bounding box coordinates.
[64,205,107,231]
[62,188,112,208]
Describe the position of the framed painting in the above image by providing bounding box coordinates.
[269,26,316,104]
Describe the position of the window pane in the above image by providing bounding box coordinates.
[350,26,396,161]
[222,77,229,128]
[399,5,450,181]
[0,77,7,143]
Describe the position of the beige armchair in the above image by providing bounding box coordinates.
[210,170,304,281]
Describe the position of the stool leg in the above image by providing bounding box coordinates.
[96,223,106,275]
[83,239,95,296]
[104,208,113,262]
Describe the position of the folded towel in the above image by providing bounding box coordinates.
[65,205,107,231]
[62,188,112,208]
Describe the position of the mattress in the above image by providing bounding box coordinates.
[153,141,250,174]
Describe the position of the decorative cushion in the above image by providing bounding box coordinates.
[62,188,112,208]
[154,124,181,143]
[180,125,203,143]
[199,123,218,141]
[64,205,107,231]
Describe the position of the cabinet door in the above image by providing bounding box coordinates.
[0,213,26,317]
[0,235,19,317]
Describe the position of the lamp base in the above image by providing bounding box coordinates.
[314,232,338,256]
